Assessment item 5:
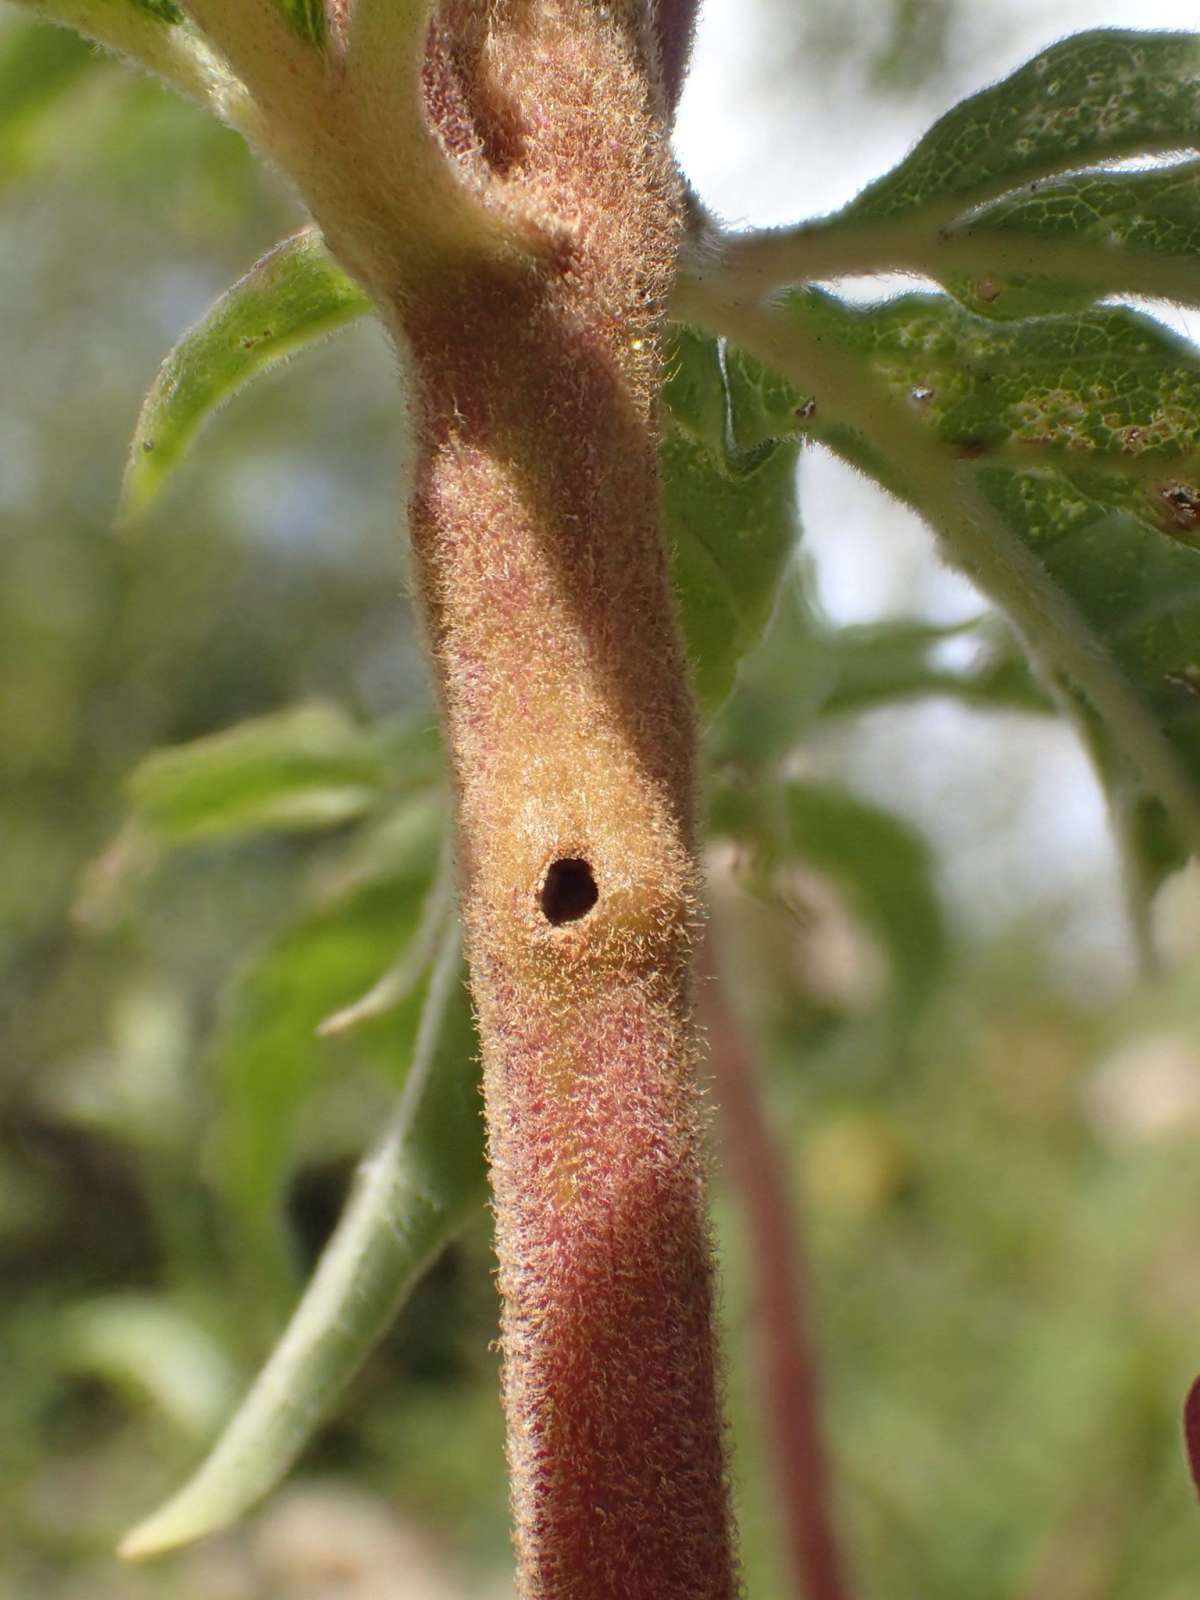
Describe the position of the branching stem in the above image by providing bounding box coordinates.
[712,209,1200,312]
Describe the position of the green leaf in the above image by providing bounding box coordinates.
[5,2,243,118]
[121,929,486,1560]
[783,782,946,1014]
[126,703,428,844]
[708,773,946,1015]
[685,253,1200,914]
[130,0,183,20]
[662,327,802,712]
[939,160,1200,320]
[844,31,1200,226]
[720,285,1200,862]
[711,32,1200,313]
[786,293,1200,769]
[121,227,370,521]
[781,287,1200,469]
[274,0,325,48]
[821,616,1052,720]
[59,1295,238,1442]
[0,22,101,185]
[825,290,1200,834]
[211,800,443,1260]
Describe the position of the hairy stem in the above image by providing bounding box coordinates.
[702,929,853,1600]
[382,5,735,1595]
[652,0,702,117]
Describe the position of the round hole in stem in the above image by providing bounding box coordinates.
[540,857,598,925]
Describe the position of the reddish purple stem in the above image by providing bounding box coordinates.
[652,0,702,115]
[701,933,855,1600]
[1185,1377,1200,1498]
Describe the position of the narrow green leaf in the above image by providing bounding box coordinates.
[274,0,325,48]
[120,929,486,1560]
[212,801,442,1260]
[121,228,370,521]
[845,31,1200,226]
[317,834,455,1037]
[662,328,801,711]
[59,1295,238,1442]
[126,702,407,843]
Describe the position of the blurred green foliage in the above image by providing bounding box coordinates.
[2,8,1200,1600]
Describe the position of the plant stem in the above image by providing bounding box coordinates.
[702,928,853,1600]
[653,0,702,116]
[384,6,735,1595]
[1185,1376,1200,1497]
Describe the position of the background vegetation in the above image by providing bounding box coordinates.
[4,1,1200,1595]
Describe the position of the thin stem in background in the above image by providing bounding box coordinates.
[652,0,702,116]
[1185,1377,1200,1498]
[701,927,855,1600]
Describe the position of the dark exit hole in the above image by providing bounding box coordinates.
[540,858,598,925]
